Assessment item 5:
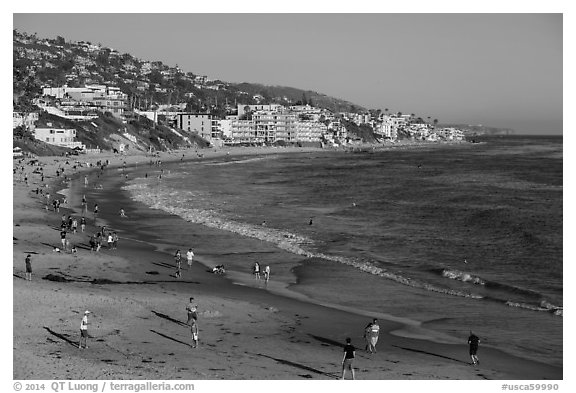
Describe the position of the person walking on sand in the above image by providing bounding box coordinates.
[340,337,356,380]
[253,262,260,280]
[186,248,194,270]
[79,310,91,349]
[264,265,270,282]
[363,321,373,352]
[189,317,199,348]
[93,203,99,224]
[119,208,127,218]
[174,250,182,278]
[468,331,480,365]
[186,297,198,325]
[95,233,102,252]
[367,319,380,354]
[60,230,67,250]
[112,232,118,250]
[82,195,88,213]
[24,254,32,281]
[107,233,114,250]
[80,216,86,233]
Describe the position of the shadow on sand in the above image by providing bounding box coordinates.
[308,334,345,348]
[392,345,468,364]
[151,311,188,327]
[252,352,339,379]
[150,329,191,348]
[44,327,80,348]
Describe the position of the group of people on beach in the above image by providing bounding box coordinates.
[88,226,119,252]
[173,248,195,278]
[340,319,380,380]
[340,320,481,379]
[253,262,270,282]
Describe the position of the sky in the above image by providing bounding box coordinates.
[12,10,563,134]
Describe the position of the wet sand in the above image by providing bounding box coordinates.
[12,146,562,380]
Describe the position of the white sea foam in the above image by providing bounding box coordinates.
[203,156,274,166]
[442,269,486,285]
[505,300,563,315]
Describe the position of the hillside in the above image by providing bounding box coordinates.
[13,30,364,116]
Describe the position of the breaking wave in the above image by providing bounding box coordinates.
[441,269,486,285]
[505,300,563,316]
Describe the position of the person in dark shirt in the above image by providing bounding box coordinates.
[340,337,356,380]
[60,230,67,250]
[24,254,32,281]
[468,331,480,365]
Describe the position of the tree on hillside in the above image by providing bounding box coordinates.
[241,105,253,120]
[96,51,110,67]
[148,70,163,85]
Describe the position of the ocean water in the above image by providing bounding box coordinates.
[123,136,563,366]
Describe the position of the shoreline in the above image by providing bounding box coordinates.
[13,144,562,380]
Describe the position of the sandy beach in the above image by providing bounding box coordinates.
[12,144,562,380]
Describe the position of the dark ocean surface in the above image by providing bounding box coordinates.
[122,136,563,366]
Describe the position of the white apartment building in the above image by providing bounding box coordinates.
[374,118,398,140]
[252,111,297,143]
[217,119,233,139]
[294,121,326,142]
[34,127,85,149]
[175,113,214,140]
[237,104,283,117]
[230,120,256,144]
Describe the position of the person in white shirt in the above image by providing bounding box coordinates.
[367,318,380,354]
[264,265,270,281]
[186,248,195,270]
[79,311,91,349]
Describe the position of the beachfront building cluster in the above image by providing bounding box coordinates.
[37,84,128,120]
[169,108,330,146]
